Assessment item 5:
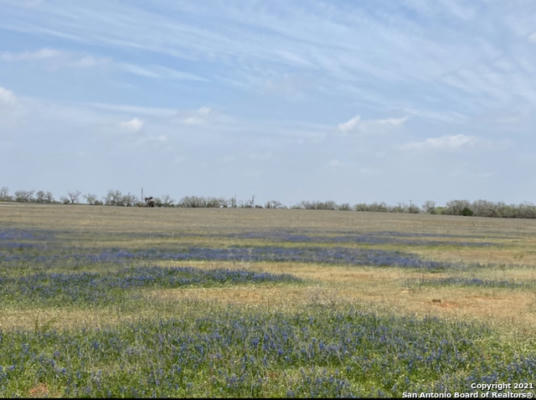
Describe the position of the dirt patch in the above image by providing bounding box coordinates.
[437,301,459,309]
[28,383,49,398]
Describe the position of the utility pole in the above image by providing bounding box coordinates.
[141,187,144,202]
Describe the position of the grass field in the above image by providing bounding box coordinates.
[1,203,535,397]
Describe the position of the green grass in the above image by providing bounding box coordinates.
[1,304,533,398]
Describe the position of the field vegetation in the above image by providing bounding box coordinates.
[3,186,536,218]
[0,204,535,397]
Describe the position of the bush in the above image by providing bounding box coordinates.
[461,207,474,216]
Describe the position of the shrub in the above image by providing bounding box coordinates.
[461,207,474,216]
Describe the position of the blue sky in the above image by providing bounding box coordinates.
[1,0,536,205]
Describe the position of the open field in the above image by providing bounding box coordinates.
[1,203,535,397]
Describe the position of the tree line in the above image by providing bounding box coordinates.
[1,186,536,219]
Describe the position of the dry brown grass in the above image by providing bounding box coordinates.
[145,283,536,334]
[413,246,536,266]
[145,261,536,334]
[3,203,536,237]
[0,307,174,332]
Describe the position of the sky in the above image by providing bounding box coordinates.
[1,0,536,206]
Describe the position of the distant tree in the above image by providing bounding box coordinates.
[205,197,217,208]
[461,207,474,216]
[354,202,389,212]
[105,190,123,206]
[517,203,536,219]
[160,194,175,207]
[0,187,11,201]
[300,201,337,210]
[423,201,436,214]
[471,200,493,217]
[178,196,204,208]
[434,206,445,215]
[496,202,514,218]
[338,203,352,211]
[299,201,310,209]
[326,201,337,210]
[46,191,55,203]
[121,193,138,207]
[84,193,99,205]
[407,202,420,214]
[230,196,237,208]
[265,200,284,209]
[207,197,227,208]
[67,190,81,204]
[177,196,229,208]
[390,204,404,213]
[354,203,368,212]
[371,202,388,212]
[8,184,536,219]
[14,190,34,202]
[35,190,55,203]
[240,195,256,208]
[444,200,472,216]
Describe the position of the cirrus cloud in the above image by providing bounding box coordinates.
[337,115,408,134]
[181,106,212,125]
[119,117,144,132]
[401,134,477,151]
[337,115,361,133]
[0,48,61,61]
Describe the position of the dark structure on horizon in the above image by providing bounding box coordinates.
[144,197,155,207]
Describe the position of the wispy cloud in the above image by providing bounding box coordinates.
[337,115,361,133]
[119,63,159,78]
[135,134,167,146]
[0,48,61,61]
[0,86,16,105]
[1,1,535,118]
[146,65,207,82]
[87,103,177,118]
[359,167,382,176]
[0,47,206,82]
[0,47,109,69]
[337,115,407,134]
[0,2,513,104]
[111,61,208,81]
[376,117,408,126]
[120,117,144,132]
[401,134,477,151]
[181,106,213,125]
[327,159,344,168]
